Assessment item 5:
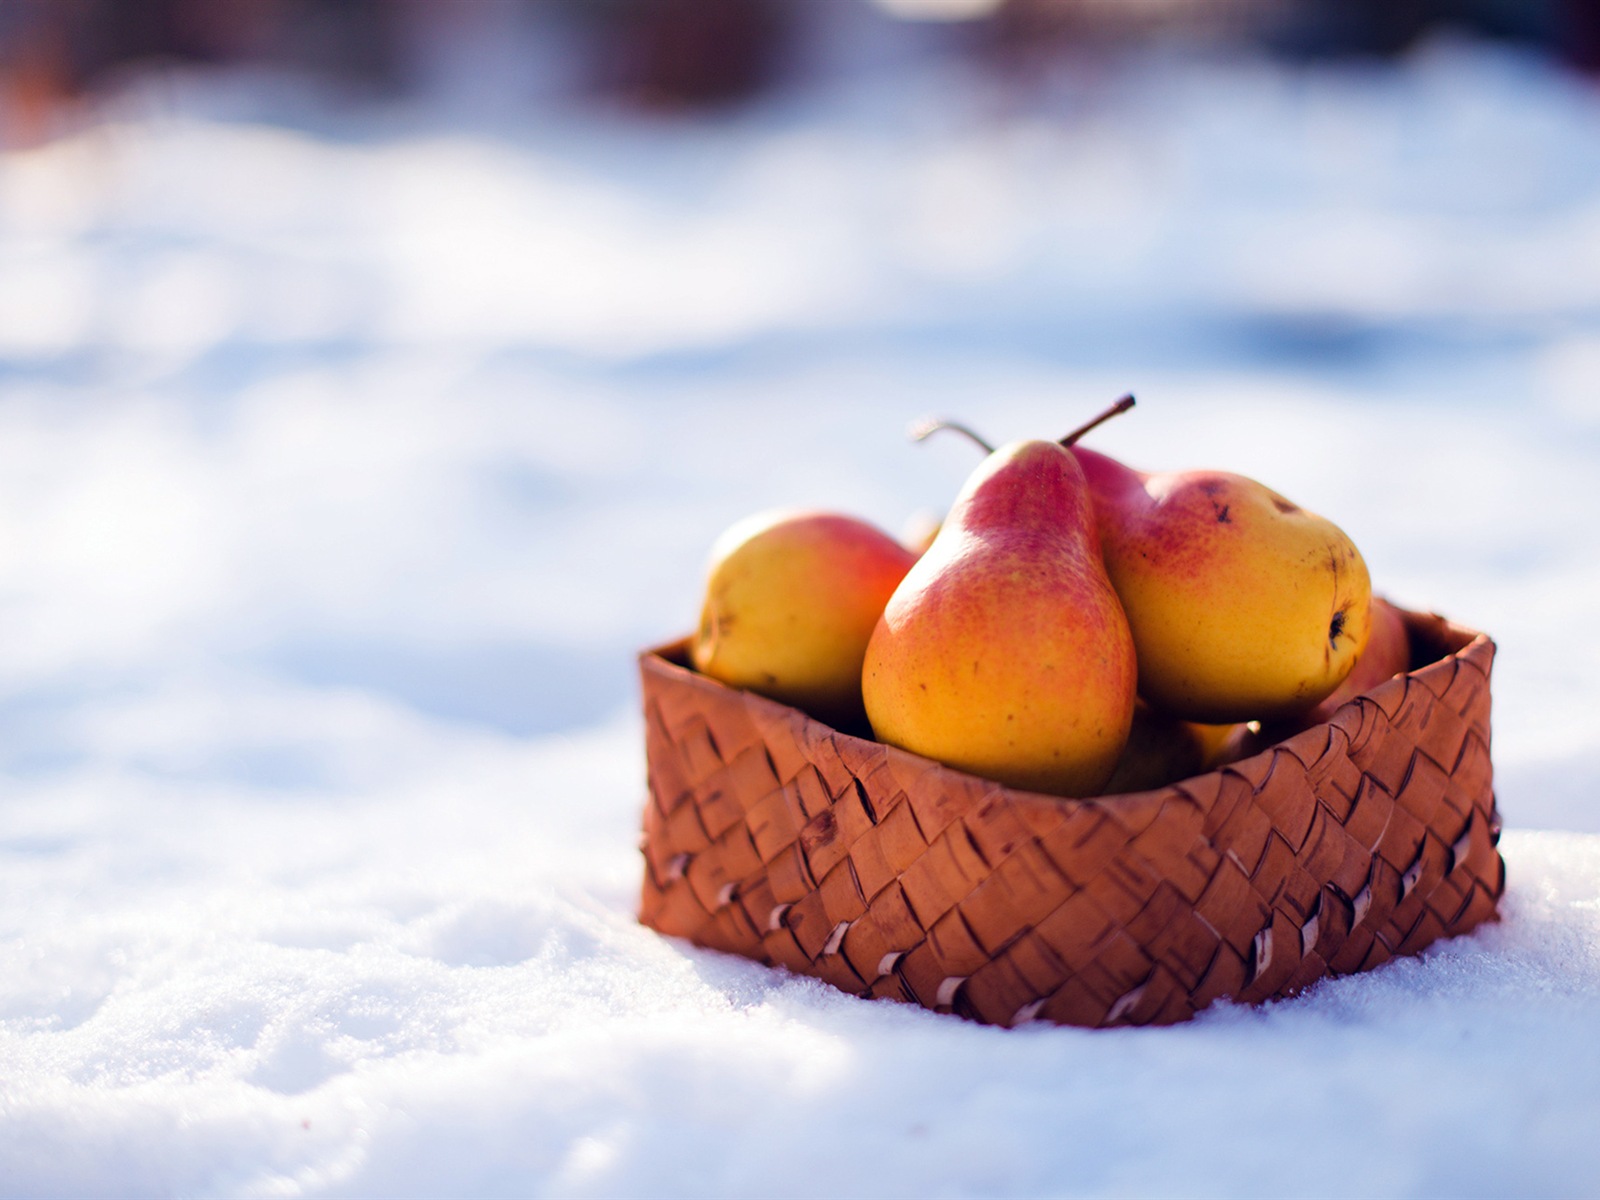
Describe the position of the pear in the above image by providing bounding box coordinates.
[862,440,1137,798]
[1264,595,1411,736]
[1071,445,1372,724]
[1101,702,1242,795]
[692,510,917,728]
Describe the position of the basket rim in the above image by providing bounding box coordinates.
[639,602,1494,813]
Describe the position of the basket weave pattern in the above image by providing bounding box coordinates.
[638,610,1503,1027]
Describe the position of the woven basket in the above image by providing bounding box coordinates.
[638,607,1503,1027]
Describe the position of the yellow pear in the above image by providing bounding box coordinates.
[692,510,916,728]
[1071,446,1372,724]
[863,440,1137,797]
[1101,702,1242,795]
[1264,595,1412,736]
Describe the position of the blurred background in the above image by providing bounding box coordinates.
[2,0,1599,829]
[4,0,1599,125]
[3,0,1599,127]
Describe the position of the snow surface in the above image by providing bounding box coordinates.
[2,37,1600,1198]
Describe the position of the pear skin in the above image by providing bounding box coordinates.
[1263,596,1411,736]
[1188,718,1246,769]
[1073,446,1372,724]
[692,510,916,728]
[1101,702,1240,795]
[863,440,1137,798]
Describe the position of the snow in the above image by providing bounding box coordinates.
[3,35,1600,1198]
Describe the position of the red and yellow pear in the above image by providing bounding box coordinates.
[1071,445,1373,724]
[1264,595,1411,736]
[862,439,1137,797]
[692,510,916,728]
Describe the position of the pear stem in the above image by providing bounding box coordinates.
[908,417,996,455]
[1060,394,1135,447]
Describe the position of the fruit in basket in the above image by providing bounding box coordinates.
[691,510,916,728]
[1266,596,1412,734]
[862,440,1137,797]
[1100,702,1241,795]
[1071,445,1372,724]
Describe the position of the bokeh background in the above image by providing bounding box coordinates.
[3,4,1600,1197]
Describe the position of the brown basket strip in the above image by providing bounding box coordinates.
[638,609,1503,1028]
